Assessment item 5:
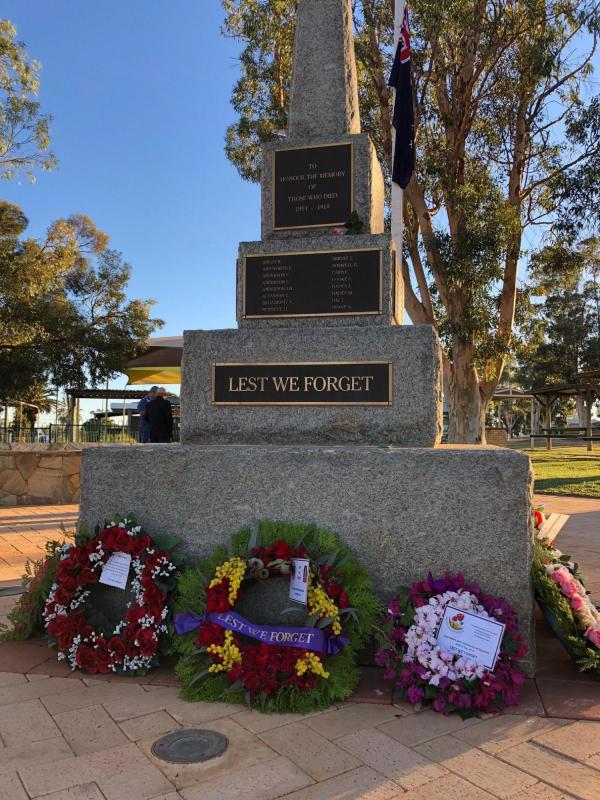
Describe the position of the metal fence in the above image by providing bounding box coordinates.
[0,423,181,445]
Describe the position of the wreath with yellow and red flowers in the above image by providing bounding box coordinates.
[43,515,183,675]
[174,521,381,713]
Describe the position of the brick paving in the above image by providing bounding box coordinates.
[0,499,598,799]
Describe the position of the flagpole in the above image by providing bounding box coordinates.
[391,0,406,271]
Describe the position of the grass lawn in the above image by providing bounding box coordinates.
[508,443,600,498]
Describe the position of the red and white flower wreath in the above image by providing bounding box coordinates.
[43,515,180,674]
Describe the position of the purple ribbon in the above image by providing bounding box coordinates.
[175,609,349,656]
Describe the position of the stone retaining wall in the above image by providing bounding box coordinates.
[0,444,82,506]
[486,428,509,446]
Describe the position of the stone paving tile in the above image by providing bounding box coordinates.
[259,721,362,782]
[0,736,73,775]
[399,773,497,800]
[147,794,183,800]
[99,686,179,721]
[19,742,174,800]
[281,764,401,800]
[535,678,600,721]
[0,675,78,706]
[504,679,547,717]
[231,707,333,734]
[165,699,242,726]
[0,697,61,745]
[414,734,538,799]
[499,742,600,800]
[0,638,58,673]
[531,720,600,762]
[137,716,278,791]
[39,784,106,800]
[452,714,563,754]
[180,755,313,800]
[0,671,26,687]
[54,703,129,755]
[302,702,400,740]
[336,727,446,791]
[42,681,149,715]
[119,710,181,742]
[376,708,481,747]
[0,771,29,800]
[509,783,579,799]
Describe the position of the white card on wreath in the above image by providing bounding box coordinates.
[289,558,310,605]
[435,605,505,670]
[99,552,131,590]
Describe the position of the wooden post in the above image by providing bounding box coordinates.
[530,397,535,449]
[586,389,593,452]
[546,400,552,450]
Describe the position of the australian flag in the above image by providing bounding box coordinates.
[389,6,415,189]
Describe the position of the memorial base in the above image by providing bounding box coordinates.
[80,443,535,674]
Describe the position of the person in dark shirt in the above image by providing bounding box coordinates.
[146,387,174,443]
[137,386,158,443]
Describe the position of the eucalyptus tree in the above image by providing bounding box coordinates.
[0,19,56,180]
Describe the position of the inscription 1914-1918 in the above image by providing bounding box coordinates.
[212,361,392,406]
[273,143,353,230]
[243,249,382,318]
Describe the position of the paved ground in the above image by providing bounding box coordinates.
[0,500,598,800]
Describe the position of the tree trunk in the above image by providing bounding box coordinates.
[444,340,487,444]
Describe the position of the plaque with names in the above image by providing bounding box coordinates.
[273,143,353,230]
[212,361,392,406]
[243,249,382,319]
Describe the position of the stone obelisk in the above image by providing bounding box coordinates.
[287,0,360,139]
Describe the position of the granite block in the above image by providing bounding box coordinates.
[79,444,535,673]
[261,134,384,240]
[180,325,442,446]
[288,0,360,140]
[236,234,403,328]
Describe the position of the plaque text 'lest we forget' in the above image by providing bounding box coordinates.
[212,362,392,406]
[273,143,353,230]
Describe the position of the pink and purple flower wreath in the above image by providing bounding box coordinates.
[375,572,527,717]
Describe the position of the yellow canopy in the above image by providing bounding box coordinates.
[125,345,182,385]
[126,366,182,385]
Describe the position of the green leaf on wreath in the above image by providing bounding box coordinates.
[152,534,181,552]
[189,667,211,686]
[317,615,336,629]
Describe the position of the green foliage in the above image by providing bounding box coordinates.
[0,19,56,181]
[532,539,600,674]
[0,537,67,641]
[0,202,163,399]
[517,237,600,391]
[174,520,383,713]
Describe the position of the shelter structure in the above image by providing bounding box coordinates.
[530,369,600,450]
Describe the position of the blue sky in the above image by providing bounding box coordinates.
[2,1,259,346]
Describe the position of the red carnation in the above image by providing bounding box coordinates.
[206,579,231,613]
[137,628,157,657]
[338,591,350,609]
[54,586,74,607]
[75,645,99,674]
[109,636,127,662]
[77,566,97,586]
[273,540,293,561]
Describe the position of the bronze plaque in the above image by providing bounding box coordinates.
[243,249,382,318]
[273,143,353,230]
[212,361,392,406]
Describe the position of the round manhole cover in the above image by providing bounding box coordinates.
[151,729,229,764]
